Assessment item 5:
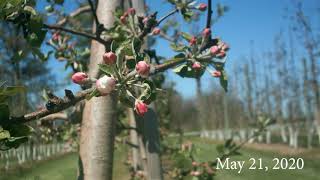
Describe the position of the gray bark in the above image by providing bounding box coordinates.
[79,1,121,180]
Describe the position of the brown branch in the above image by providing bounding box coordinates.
[206,0,213,29]
[57,6,91,26]
[39,113,68,122]
[10,88,94,124]
[87,0,100,27]
[11,57,188,125]
[43,24,106,44]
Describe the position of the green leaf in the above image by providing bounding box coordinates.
[173,64,205,78]
[181,32,192,41]
[0,104,9,124]
[170,43,187,52]
[0,86,25,96]
[0,129,10,141]
[98,64,115,76]
[5,136,28,149]
[26,16,47,47]
[131,37,142,57]
[8,124,34,137]
[116,46,125,73]
[219,70,228,92]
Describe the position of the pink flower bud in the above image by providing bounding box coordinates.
[136,61,150,78]
[192,62,201,70]
[198,3,207,11]
[103,52,117,65]
[192,161,198,167]
[72,72,88,84]
[96,75,116,95]
[123,11,129,18]
[52,32,60,41]
[202,28,211,37]
[193,171,201,176]
[120,16,126,24]
[212,71,221,77]
[143,17,149,24]
[189,36,197,46]
[216,51,226,58]
[127,8,136,15]
[210,46,219,55]
[152,28,161,35]
[135,100,148,116]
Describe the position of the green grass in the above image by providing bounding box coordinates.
[1,138,320,180]
[187,138,320,180]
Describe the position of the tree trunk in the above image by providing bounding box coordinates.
[79,1,121,180]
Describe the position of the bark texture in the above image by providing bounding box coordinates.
[79,1,121,180]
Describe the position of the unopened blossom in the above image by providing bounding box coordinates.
[135,100,148,116]
[127,8,136,15]
[192,61,201,70]
[198,3,207,11]
[189,36,197,46]
[72,72,89,84]
[152,28,161,35]
[212,71,221,77]
[202,28,211,37]
[210,46,219,55]
[96,75,116,95]
[136,61,150,78]
[120,16,126,24]
[103,52,117,65]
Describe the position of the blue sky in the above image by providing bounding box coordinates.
[42,0,319,98]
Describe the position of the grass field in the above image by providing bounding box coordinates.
[1,138,320,180]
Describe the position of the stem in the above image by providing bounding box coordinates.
[206,0,213,29]
[87,0,100,26]
[57,6,91,26]
[157,8,179,25]
[43,24,107,44]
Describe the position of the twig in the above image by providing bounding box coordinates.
[10,88,94,124]
[157,8,179,26]
[87,0,100,25]
[206,0,213,29]
[43,24,108,44]
[57,6,91,26]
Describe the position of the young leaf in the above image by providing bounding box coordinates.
[219,70,228,92]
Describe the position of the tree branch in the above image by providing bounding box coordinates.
[87,0,100,26]
[43,24,106,44]
[157,8,179,26]
[10,57,188,124]
[206,0,213,29]
[57,6,91,26]
[10,88,94,124]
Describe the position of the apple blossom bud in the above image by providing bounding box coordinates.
[72,72,88,84]
[152,28,161,35]
[216,51,226,58]
[198,3,207,11]
[52,32,60,41]
[135,100,148,116]
[120,16,126,24]
[96,75,116,95]
[189,36,197,46]
[212,71,221,77]
[103,52,117,65]
[210,46,219,55]
[202,28,211,37]
[127,8,136,15]
[192,161,198,167]
[193,171,201,176]
[136,61,150,78]
[123,11,129,17]
[143,17,149,24]
[192,61,201,70]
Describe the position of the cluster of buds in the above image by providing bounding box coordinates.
[120,8,136,24]
[210,42,229,58]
